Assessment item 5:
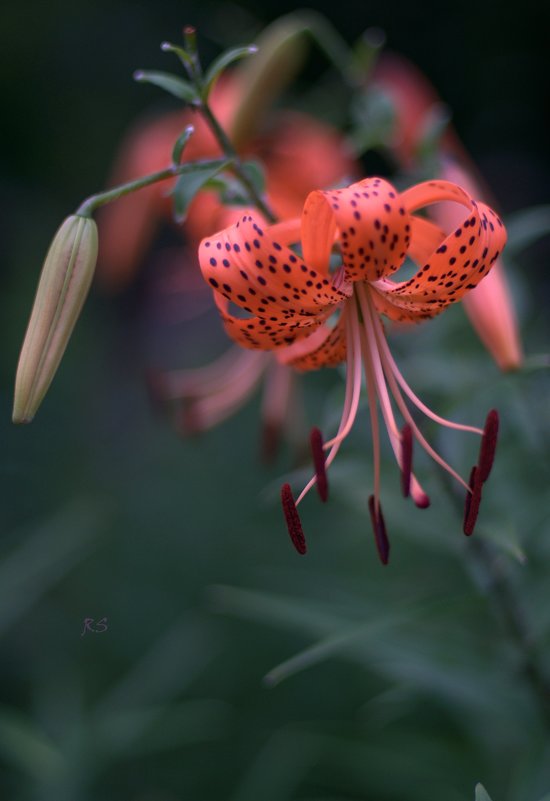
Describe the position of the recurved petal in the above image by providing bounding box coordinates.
[433,160,522,371]
[213,294,326,350]
[199,212,350,327]
[374,181,506,319]
[301,177,410,282]
[276,315,347,370]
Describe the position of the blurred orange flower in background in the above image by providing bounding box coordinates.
[373,53,522,370]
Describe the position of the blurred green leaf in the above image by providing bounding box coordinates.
[133,69,198,102]
[0,499,101,635]
[504,205,550,257]
[475,784,494,801]
[94,699,231,757]
[203,45,258,97]
[0,706,65,780]
[94,614,220,713]
[414,103,451,166]
[348,86,396,155]
[207,160,267,207]
[231,728,321,801]
[171,161,230,222]
[351,27,386,82]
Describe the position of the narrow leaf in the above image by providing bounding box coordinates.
[172,125,195,165]
[203,45,258,97]
[171,162,230,222]
[504,205,550,257]
[133,70,197,103]
[160,40,193,66]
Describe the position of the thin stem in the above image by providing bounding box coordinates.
[439,469,550,725]
[473,537,550,726]
[198,100,277,223]
[75,158,230,218]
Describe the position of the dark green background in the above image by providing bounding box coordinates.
[1,2,549,800]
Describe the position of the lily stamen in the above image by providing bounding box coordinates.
[400,424,413,498]
[199,175,507,560]
[477,409,499,482]
[310,427,329,502]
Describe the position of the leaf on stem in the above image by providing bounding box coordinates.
[203,45,259,98]
[172,125,195,165]
[133,70,198,103]
[171,162,231,223]
[160,40,193,67]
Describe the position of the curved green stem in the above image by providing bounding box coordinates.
[199,100,277,223]
[75,158,230,218]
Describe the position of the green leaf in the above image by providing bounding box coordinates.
[504,205,550,257]
[203,45,258,97]
[475,783,494,801]
[414,103,452,165]
[351,27,386,83]
[206,160,267,207]
[172,125,195,165]
[171,162,230,222]
[133,70,198,103]
[348,86,396,155]
[160,40,193,66]
[0,706,65,779]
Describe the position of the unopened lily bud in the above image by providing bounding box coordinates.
[13,214,98,423]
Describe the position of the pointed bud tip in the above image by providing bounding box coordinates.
[13,215,98,424]
[133,70,145,81]
[12,411,32,425]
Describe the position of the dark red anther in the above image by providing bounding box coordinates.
[368,495,390,565]
[477,409,499,483]
[463,465,483,536]
[281,483,307,555]
[400,423,413,497]
[310,427,328,502]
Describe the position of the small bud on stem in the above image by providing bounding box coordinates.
[13,215,98,423]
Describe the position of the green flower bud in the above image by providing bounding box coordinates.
[13,215,98,423]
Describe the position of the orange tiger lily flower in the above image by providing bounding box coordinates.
[373,53,522,370]
[199,176,506,562]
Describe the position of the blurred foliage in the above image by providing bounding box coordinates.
[1,1,549,800]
